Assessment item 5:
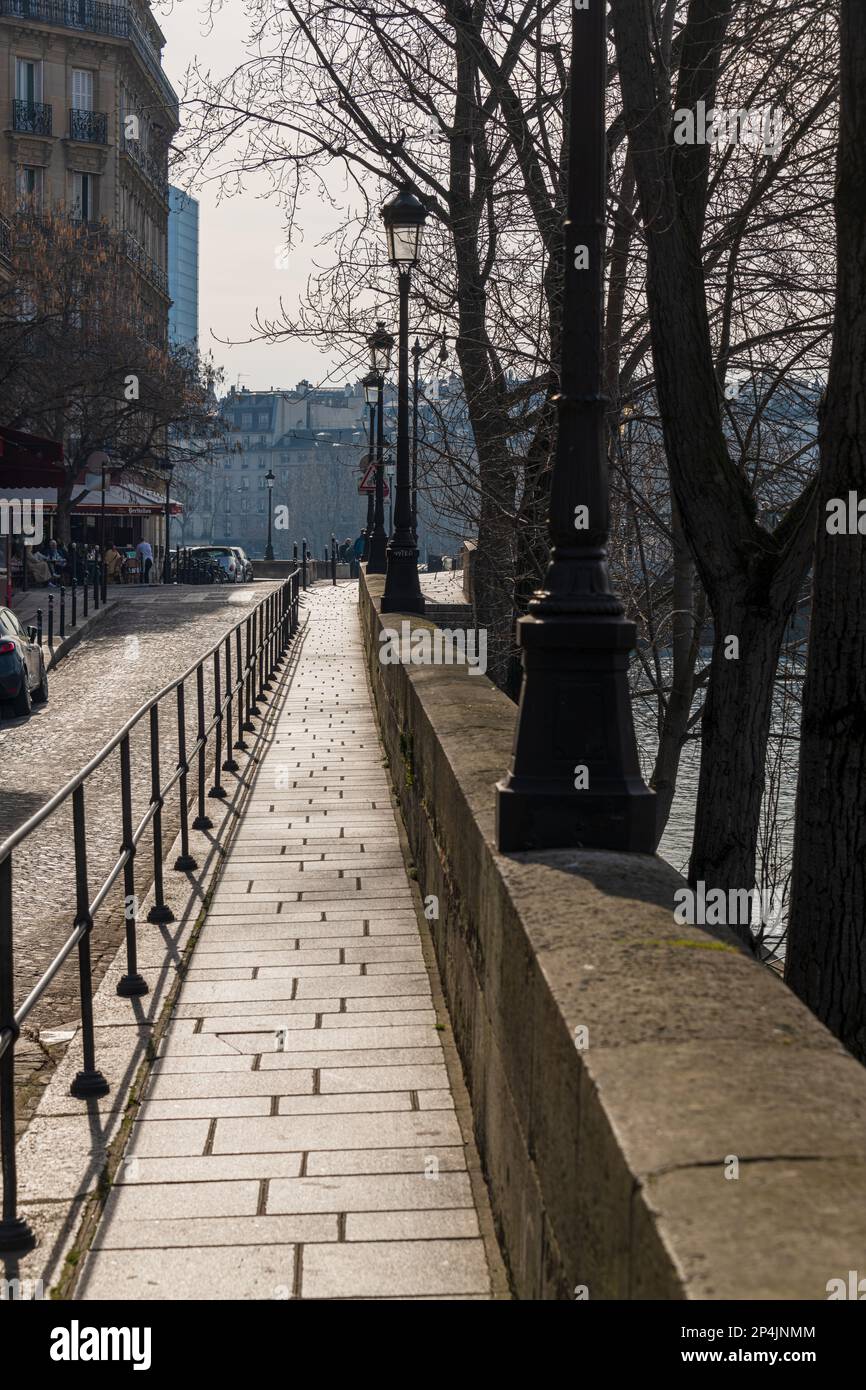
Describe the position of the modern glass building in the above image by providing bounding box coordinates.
[167,185,199,351]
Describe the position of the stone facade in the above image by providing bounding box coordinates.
[0,0,178,333]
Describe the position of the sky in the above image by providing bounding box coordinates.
[157,0,344,394]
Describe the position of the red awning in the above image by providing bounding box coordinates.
[0,426,65,486]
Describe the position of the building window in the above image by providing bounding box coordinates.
[16,165,43,207]
[258,459,265,468]
[258,476,266,489]
[223,495,231,511]
[241,412,253,427]
[15,57,42,104]
[72,171,96,221]
[241,498,248,513]
[71,68,93,111]
[240,477,249,490]
[257,500,265,513]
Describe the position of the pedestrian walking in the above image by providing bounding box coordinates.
[136,537,153,584]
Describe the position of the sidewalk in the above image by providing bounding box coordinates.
[75,582,504,1301]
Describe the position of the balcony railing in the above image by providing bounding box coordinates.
[0,214,11,273]
[0,0,179,124]
[123,230,168,296]
[121,135,169,200]
[68,107,107,143]
[11,99,52,136]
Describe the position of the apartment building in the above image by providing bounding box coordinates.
[176,384,369,559]
[0,0,179,335]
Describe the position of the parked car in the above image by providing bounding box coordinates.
[0,607,48,717]
[186,546,237,583]
[230,547,254,582]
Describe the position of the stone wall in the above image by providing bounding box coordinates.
[359,568,866,1300]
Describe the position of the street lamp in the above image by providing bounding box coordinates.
[264,467,275,560]
[362,371,378,564]
[366,322,393,574]
[495,0,656,853]
[411,338,421,541]
[162,458,174,584]
[380,186,426,615]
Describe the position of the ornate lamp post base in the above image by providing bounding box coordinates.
[496,610,656,852]
[380,542,425,615]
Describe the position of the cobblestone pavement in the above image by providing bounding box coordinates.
[0,582,287,1121]
[77,583,502,1300]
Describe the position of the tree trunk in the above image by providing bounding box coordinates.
[786,0,866,1058]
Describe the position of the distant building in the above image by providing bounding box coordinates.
[168,185,199,351]
[176,383,368,558]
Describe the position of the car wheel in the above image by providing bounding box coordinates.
[32,658,48,705]
[11,676,32,718]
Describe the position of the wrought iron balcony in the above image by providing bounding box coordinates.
[0,0,179,125]
[121,135,169,200]
[69,107,107,143]
[0,214,11,273]
[123,230,168,296]
[12,99,52,136]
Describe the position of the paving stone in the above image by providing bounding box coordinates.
[103,1179,259,1221]
[305,1146,468,1177]
[115,1153,303,1184]
[346,1209,481,1241]
[77,1245,297,1300]
[213,1109,463,1155]
[267,1172,473,1214]
[319,1065,448,1093]
[94,1213,337,1250]
[300,1239,491,1299]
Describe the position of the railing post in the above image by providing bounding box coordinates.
[257,599,267,704]
[263,593,274,688]
[47,592,54,647]
[101,561,107,605]
[93,559,99,611]
[117,734,148,996]
[243,615,256,729]
[71,572,77,629]
[146,705,174,923]
[192,661,213,829]
[36,606,43,647]
[331,534,337,585]
[209,648,227,799]
[302,538,308,590]
[83,566,88,618]
[69,785,110,1097]
[174,682,197,870]
[0,856,36,1250]
[59,584,66,639]
[234,624,248,751]
[222,635,238,772]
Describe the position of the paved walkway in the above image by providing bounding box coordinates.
[76,583,501,1300]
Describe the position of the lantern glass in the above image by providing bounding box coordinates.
[266,469,275,490]
[363,372,378,405]
[368,323,394,375]
[385,220,423,266]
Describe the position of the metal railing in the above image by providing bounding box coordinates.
[120,135,169,200]
[69,107,107,144]
[0,213,12,274]
[0,0,179,124]
[122,231,168,296]
[11,99,52,135]
[0,572,301,1250]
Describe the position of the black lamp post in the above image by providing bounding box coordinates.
[264,468,275,560]
[162,458,174,584]
[366,322,393,574]
[495,0,656,853]
[380,186,426,615]
[362,372,378,563]
[411,337,421,541]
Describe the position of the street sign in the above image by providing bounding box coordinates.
[358,465,390,498]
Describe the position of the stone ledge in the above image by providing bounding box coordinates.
[359,567,866,1299]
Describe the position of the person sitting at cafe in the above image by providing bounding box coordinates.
[104,542,124,583]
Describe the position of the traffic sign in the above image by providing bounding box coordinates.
[358,464,389,497]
